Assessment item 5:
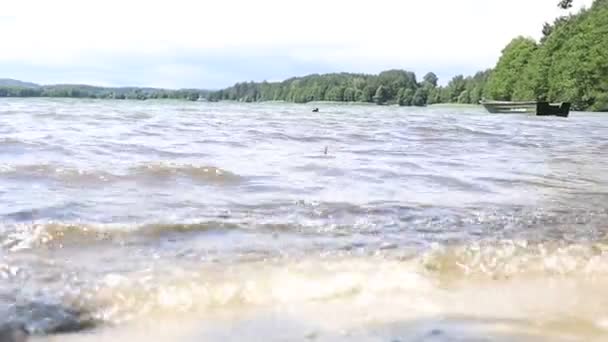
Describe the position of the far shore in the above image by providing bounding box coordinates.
[0,96,484,109]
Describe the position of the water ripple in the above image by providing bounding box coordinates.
[2,99,608,339]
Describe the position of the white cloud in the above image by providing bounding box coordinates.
[0,0,595,87]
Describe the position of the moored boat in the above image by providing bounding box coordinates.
[480,100,571,117]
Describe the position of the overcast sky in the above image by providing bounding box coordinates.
[0,0,593,89]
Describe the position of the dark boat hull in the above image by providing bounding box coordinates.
[536,102,571,117]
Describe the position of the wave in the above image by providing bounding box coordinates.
[0,222,234,251]
[4,221,608,339]
[130,162,241,185]
[409,124,509,139]
[0,163,117,184]
[4,201,608,250]
[7,243,608,338]
[420,239,608,278]
[0,220,297,251]
[0,138,43,151]
[0,162,241,186]
[5,218,608,278]
[0,222,128,251]
[0,137,25,145]
[266,132,341,143]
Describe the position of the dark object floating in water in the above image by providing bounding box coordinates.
[0,323,28,342]
[324,146,328,155]
[312,108,319,113]
[2,302,97,337]
[480,100,571,117]
[537,101,571,117]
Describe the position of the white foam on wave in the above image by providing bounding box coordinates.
[24,251,603,341]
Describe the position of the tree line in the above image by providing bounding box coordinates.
[0,84,208,101]
[207,68,494,107]
[484,0,607,111]
[209,0,607,111]
[1,0,605,111]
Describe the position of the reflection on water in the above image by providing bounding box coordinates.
[1,98,608,341]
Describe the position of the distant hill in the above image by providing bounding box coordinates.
[0,78,40,88]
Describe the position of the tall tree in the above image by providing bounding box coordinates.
[412,88,428,106]
[558,0,573,9]
[373,85,390,105]
[485,37,538,101]
[398,88,415,106]
[422,72,439,88]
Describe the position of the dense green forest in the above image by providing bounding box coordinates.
[210,0,607,111]
[207,69,493,107]
[485,0,608,110]
[1,0,606,110]
[0,80,208,101]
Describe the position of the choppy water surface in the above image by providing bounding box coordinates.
[2,98,608,341]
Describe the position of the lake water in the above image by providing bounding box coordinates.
[1,98,608,341]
